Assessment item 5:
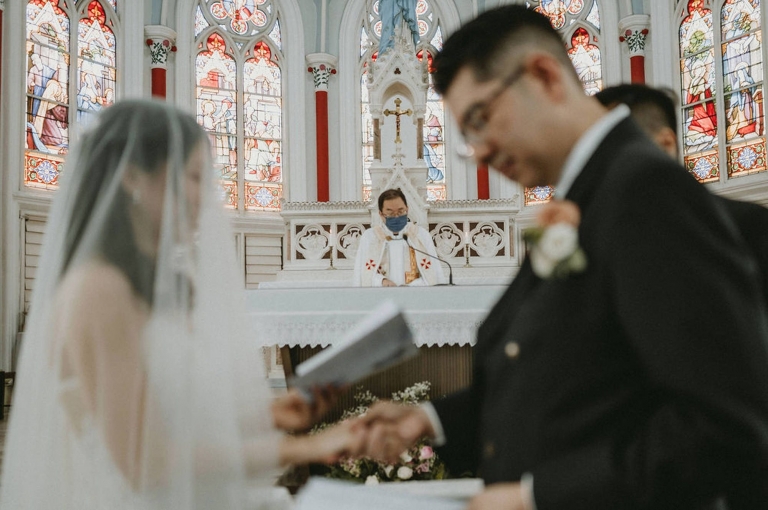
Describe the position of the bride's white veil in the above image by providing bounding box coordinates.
[0,99,282,509]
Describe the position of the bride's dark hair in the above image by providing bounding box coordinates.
[61,100,207,305]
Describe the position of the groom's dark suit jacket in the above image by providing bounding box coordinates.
[432,119,768,510]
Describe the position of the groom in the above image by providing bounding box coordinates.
[359,6,768,509]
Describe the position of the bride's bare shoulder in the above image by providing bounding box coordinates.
[57,260,135,306]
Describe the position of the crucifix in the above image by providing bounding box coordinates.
[383,97,413,144]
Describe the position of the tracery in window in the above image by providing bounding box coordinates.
[678,0,765,183]
[25,0,118,190]
[195,0,283,211]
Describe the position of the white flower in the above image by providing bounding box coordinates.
[397,466,413,480]
[529,223,586,279]
[538,223,578,261]
[365,475,380,485]
[530,245,557,279]
[384,465,394,477]
[399,452,413,463]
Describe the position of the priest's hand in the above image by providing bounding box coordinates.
[354,401,434,463]
[271,386,339,432]
[382,278,397,287]
[467,483,529,510]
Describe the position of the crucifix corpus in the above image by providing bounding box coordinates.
[383,97,413,144]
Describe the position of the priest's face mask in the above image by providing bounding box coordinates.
[380,197,409,233]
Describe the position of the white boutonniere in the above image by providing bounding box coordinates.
[524,200,587,279]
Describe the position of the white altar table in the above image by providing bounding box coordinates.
[246,285,507,348]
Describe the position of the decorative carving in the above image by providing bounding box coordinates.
[295,224,330,260]
[618,15,650,57]
[431,223,463,258]
[430,197,520,210]
[281,200,368,212]
[470,222,505,258]
[145,25,177,69]
[337,224,366,260]
[619,29,649,55]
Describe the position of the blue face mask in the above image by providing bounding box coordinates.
[385,214,408,233]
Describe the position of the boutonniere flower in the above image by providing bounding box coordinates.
[523,199,587,279]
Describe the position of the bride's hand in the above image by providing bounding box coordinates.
[304,419,367,465]
[271,386,341,431]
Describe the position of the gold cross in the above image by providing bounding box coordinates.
[383,98,413,144]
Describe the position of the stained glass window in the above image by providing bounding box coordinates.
[360,0,446,202]
[678,0,766,183]
[25,0,118,190]
[524,0,602,205]
[195,0,283,211]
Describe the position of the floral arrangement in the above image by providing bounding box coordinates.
[313,381,448,484]
[523,199,587,279]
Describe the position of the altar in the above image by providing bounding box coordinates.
[246,285,507,417]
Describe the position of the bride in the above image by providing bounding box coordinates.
[0,100,359,509]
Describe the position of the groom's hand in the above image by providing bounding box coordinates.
[355,401,434,463]
[271,386,339,431]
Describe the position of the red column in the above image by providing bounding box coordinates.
[315,89,330,202]
[307,55,337,202]
[145,26,177,99]
[619,19,649,85]
[477,164,490,200]
[629,56,646,84]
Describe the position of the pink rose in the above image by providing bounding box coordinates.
[419,446,434,460]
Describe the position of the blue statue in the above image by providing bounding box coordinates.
[378,0,420,55]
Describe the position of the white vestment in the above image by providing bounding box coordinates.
[353,223,445,286]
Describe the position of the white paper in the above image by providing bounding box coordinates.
[294,478,470,510]
[291,301,418,391]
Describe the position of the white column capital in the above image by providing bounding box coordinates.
[144,25,177,69]
[306,53,338,91]
[618,15,650,57]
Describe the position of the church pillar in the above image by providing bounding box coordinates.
[0,0,4,104]
[145,26,177,99]
[618,15,650,84]
[307,53,337,202]
[477,164,490,200]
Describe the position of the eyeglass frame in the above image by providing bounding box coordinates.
[456,66,527,158]
[380,208,408,219]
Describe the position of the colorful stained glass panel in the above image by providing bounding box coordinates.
[77,2,116,123]
[525,186,554,206]
[727,139,767,176]
[195,6,210,37]
[680,0,714,58]
[25,153,64,189]
[721,0,760,39]
[725,85,764,142]
[246,182,282,211]
[244,139,281,182]
[683,102,718,153]
[568,28,601,95]
[722,34,762,93]
[586,0,599,29]
[684,151,719,182]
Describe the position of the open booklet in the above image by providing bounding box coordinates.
[290,300,418,394]
[294,478,476,510]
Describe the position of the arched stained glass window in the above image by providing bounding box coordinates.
[195,0,283,211]
[25,0,118,190]
[360,0,447,202]
[524,0,602,205]
[678,0,766,183]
